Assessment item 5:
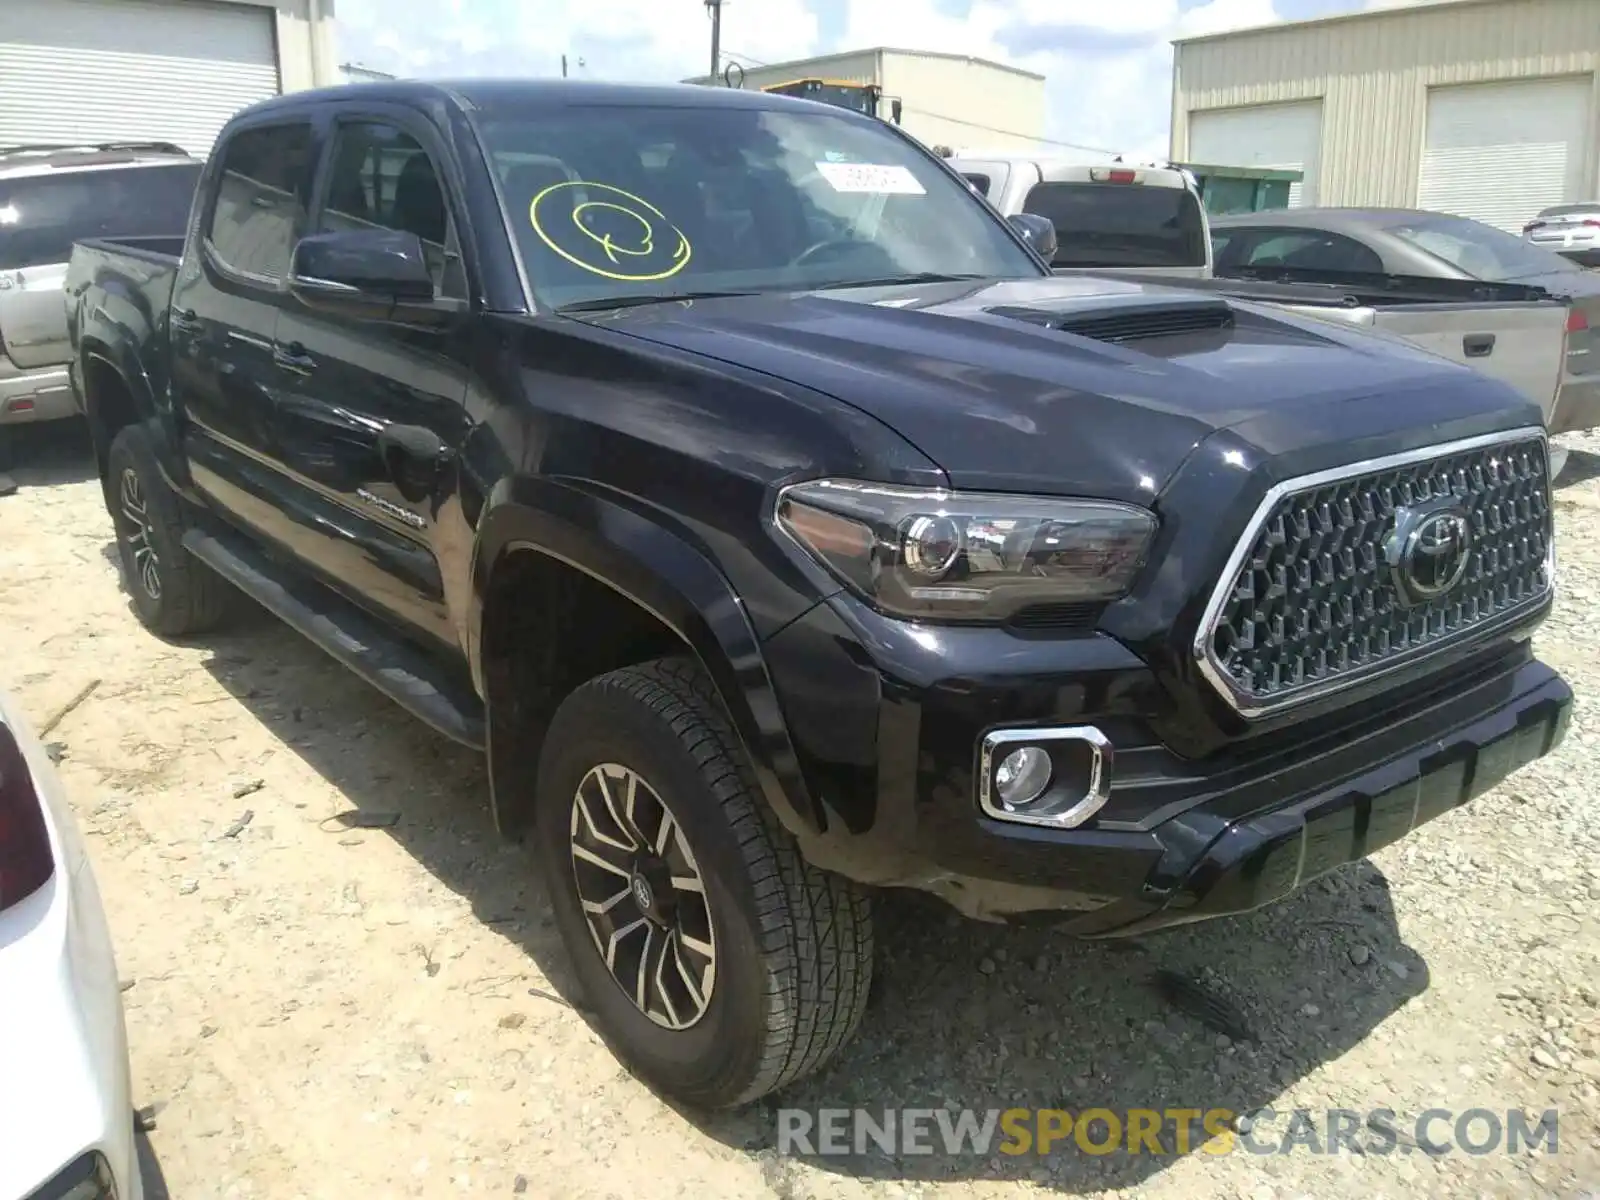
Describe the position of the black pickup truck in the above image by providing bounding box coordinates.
[65,79,1570,1108]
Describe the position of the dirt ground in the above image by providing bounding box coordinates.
[2,422,1599,1200]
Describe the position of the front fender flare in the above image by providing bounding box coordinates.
[470,476,824,839]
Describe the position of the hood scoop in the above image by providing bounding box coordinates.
[987,296,1236,344]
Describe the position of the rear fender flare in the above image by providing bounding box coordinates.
[470,477,823,839]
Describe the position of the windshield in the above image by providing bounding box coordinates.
[1387,213,1582,281]
[1022,181,1208,268]
[474,104,1042,310]
[0,161,202,271]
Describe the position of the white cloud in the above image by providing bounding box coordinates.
[333,0,1303,161]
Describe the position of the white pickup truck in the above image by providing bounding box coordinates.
[949,152,1571,430]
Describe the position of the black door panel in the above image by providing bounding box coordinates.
[267,115,474,650]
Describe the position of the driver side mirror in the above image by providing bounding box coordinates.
[288,229,459,323]
[1008,213,1058,265]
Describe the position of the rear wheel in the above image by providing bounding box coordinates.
[535,656,874,1108]
[106,425,230,636]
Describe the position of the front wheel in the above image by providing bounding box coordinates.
[535,656,874,1108]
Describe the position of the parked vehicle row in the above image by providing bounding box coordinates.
[63,79,1569,1111]
[948,152,1592,459]
[1210,207,1600,445]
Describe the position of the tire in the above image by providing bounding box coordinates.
[535,656,874,1109]
[105,424,230,637]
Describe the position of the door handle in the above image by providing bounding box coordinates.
[273,340,317,373]
[378,424,450,504]
[1463,333,1495,358]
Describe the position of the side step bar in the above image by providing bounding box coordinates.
[183,529,486,749]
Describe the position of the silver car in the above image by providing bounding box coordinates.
[1,142,201,429]
[1523,202,1600,269]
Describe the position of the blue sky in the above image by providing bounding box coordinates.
[335,0,1401,158]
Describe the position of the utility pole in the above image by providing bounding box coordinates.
[706,0,722,79]
[561,54,568,78]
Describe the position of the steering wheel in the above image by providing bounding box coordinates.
[790,238,859,269]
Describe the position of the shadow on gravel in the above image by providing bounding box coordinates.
[0,418,99,488]
[192,599,1429,1195]
[1555,448,1600,489]
[136,1130,172,1200]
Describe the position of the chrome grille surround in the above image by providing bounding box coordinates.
[1195,427,1554,718]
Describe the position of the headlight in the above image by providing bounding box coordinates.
[775,478,1157,621]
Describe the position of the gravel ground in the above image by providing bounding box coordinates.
[1,422,1598,1200]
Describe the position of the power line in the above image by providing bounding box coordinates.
[896,104,1121,157]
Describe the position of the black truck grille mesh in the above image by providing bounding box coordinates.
[1205,435,1551,708]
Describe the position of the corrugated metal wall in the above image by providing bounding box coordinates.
[880,52,1046,152]
[1171,0,1600,207]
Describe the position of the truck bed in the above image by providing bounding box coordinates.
[63,236,184,423]
[1075,267,1570,421]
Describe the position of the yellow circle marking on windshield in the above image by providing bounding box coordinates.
[529,181,691,282]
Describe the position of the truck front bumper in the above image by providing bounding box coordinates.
[763,597,1571,931]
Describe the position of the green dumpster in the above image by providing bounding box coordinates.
[1176,164,1305,216]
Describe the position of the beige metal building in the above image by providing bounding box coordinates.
[0,0,341,155]
[685,47,1047,153]
[1169,0,1600,231]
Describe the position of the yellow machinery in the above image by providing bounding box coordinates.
[757,77,903,125]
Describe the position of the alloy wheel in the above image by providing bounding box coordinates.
[119,467,161,600]
[568,763,716,1030]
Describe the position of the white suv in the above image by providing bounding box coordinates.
[1,142,201,430]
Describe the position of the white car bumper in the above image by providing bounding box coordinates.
[0,696,140,1200]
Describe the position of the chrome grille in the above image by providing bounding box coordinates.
[1198,430,1552,716]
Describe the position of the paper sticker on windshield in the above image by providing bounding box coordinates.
[816,162,925,195]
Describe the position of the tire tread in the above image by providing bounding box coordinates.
[568,655,873,1105]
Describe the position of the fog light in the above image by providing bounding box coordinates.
[995,746,1052,809]
[979,725,1113,830]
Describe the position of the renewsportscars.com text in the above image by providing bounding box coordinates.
[776,1107,1561,1158]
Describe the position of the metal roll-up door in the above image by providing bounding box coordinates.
[1188,100,1323,207]
[1417,77,1592,233]
[0,0,280,157]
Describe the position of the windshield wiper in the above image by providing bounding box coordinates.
[556,290,758,313]
[810,272,990,290]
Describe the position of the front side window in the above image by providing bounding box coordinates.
[207,121,314,281]
[0,161,202,272]
[1388,214,1581,281]
[471,102,1042,309]
[1022,181,1208,269]
[316,120,464,297]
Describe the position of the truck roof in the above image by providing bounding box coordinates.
[241,77,835,119]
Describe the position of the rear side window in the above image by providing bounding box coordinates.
[961,172,992,197]
[1236,231,1384,274]
[0,162,202,271]
[1022,181,1207,268]
[207,121,315,282]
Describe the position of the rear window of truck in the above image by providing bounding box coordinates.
[0,161,202,271]
[1022,180,1208,269]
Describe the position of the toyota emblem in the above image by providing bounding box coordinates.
[1384,502,1473,605]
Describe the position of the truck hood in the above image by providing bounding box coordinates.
[572,275,1520,500]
